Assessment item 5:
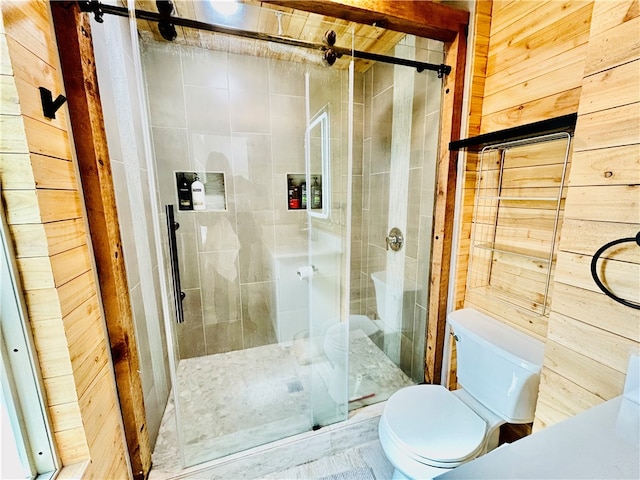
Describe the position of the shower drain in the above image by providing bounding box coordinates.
[287,380,304,393]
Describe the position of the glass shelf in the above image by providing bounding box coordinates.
[475,195,559,202]
[472,243,551,262]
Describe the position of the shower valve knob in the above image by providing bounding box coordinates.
[386,227,404,252]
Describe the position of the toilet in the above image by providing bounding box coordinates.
[371,270,418,329]
[322,314,381,403]
[378,308,545,479]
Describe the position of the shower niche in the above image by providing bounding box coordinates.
[287,173,323,211]
[175,171,227,211]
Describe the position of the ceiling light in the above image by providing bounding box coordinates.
[210,0,239,16]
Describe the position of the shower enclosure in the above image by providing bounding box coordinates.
[92,1,443,471]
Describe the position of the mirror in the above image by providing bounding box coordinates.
[306,105,330,219]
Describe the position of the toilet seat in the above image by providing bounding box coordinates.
[380,385,487,469]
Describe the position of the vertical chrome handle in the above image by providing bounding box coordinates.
[165,205,185,323]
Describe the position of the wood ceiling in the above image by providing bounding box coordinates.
[133,0,412,71]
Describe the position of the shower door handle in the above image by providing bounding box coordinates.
[166,204,185,323]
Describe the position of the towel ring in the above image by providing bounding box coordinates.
[590,231,640,310]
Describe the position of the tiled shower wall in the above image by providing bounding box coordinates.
[141,41,351,359]
[351,37,443,382]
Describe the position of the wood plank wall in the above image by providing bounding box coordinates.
[456,0,639,431]
[461,0,594,341]
[534,0,640,430]
[0,1,130,478]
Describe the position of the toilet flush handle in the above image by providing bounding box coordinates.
[386,227,404,252]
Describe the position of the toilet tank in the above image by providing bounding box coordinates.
[448,308,545,424]
[370,271,418,324]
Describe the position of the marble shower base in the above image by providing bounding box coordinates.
[152,329,413,473]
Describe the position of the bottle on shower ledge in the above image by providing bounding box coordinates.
[191,174,206,211]
[301,181,307,209]
[288,177,294,207]
[290,185,301,209]
[311,176,322,209]
[177,173,193,210]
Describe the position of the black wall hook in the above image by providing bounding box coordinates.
[39,87,67,120]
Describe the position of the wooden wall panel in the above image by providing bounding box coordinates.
[480,1,593,132]
[1,74,20,114]
[458,0,582,347]
[10,219,87,259]
[558,219,640,262]
[533,0,640,430]
[543,340,626,400]
[552,282,639,343]
[563,185,639,224]
[0,153,34,188]
[455,0,639,434]
[584,14,640,75]
[579,59,640,115]
[534,365,606,429]
[485,3,592,79]
[548,312,638,373]
[0,115,29,151]
[555,251,639,302]
[0,1,131,478]
[569,145,640,186]
[573,103,640,150]
[459,0,591,335]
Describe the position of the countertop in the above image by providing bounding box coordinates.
[440,354,640,480]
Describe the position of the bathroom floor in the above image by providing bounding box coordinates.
[261,439,394,479]
[152,330,413,473]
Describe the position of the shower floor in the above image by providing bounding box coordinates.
[152,329,413,473]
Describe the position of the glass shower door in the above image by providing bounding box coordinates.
[303,59,353,427]
[132,9,354,469]
[360,36,444,385]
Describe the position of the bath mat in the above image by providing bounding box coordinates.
[319,467,375,480]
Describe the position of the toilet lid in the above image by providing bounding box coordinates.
[383,385,486,465]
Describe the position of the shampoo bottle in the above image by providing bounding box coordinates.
[290,185,301,209]
[177,173,193,210]
[311,176,322,209]
[301,181,307,209]
[191,174,206,211]
[288,177,294,207]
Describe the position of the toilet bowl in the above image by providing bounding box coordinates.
[378,308,545,479]
[322,314,380,365]
[379,385,503,479]
[322,315,380,403]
